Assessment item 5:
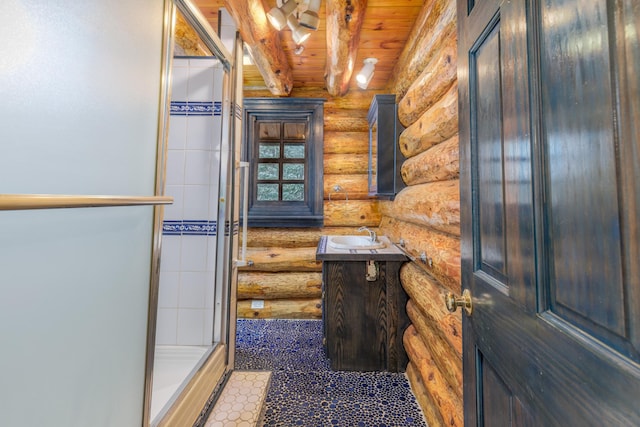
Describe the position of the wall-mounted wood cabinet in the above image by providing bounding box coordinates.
[368,94,405,199]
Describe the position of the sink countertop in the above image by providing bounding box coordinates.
[316,235,408,261]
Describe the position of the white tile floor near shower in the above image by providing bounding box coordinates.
[204,371,271,427]
[151,345,209,422]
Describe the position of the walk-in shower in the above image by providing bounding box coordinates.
[148,3,239,424]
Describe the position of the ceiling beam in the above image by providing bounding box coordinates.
[224,0,293,96]
[174,12,211,56]
[324,0,367,97]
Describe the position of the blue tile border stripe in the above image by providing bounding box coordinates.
[163,220,217,236]
[170,101,222,116]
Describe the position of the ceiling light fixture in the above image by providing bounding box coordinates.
[299,0,321,30]
[356,58,377,89]
[267,0,321,46]
[287,14,312,45]
[267,0,298,31]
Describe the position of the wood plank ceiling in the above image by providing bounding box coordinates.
[193,0,423,96]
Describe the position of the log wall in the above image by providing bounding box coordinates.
[239,88,384,320]
[384,0,462,424]
[240,0,462,422]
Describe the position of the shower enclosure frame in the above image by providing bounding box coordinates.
[143,1,240,425]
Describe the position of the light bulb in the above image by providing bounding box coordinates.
[356,58,377,89]
[266,0,298,31]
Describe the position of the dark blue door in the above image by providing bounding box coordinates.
[457,0,640,424]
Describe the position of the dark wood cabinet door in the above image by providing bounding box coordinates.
[324,261,387,371]
[458,0,640,425]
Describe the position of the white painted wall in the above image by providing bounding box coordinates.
[0,1,167,425]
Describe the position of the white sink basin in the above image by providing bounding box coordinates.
[328,235,386,250]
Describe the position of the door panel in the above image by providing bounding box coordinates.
[458,0,640,425]
[540,0,628,347]
[479,352,537,427]
[468,333,542,427]
[480,354,513,427]
[473,19,508,284]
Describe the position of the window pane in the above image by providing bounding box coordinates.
[257,184,279,201]
[284,144,305,159]
[283,163,304,180]
[284,122,306,140]
[259,144,280,158]
[258,163,279,180]
[282,184,304,201]
[259,122,280,139]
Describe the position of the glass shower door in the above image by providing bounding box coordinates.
[147,1,238,424]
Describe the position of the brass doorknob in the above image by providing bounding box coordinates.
[445,289,473,316]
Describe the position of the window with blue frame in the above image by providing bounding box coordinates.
[243,98,325,227]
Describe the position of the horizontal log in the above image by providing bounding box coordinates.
[398,35,458,127]
[406,362,446,427]
[404,325,463,427]
[324,174,370,200]
[324,200,381,227]
[382,181,460,235]
[388,0,436,94]
[401,134,459,186]
[401,262,462,355]
[243,88,383,110]
[324,131,369,154]
[241,247,322,272]
[237,298,322,319]
[322,90,381,110]
[237,272,322,299]
[407,300,462,395]
[243,226,378,248]
[381,217,461,291]
[324,106,369,118]
[399,82,458,158]
[324,110,369,132]
[324,153,369,174]
[244,228,320,248]
[390,0,457,100]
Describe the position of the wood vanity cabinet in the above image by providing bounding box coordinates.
[316,236,409,372]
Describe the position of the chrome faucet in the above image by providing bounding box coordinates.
[358,226,377,242]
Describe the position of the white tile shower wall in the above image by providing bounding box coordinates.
[157,58,225,346]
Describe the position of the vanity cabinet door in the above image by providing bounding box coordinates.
[324,261,387,371]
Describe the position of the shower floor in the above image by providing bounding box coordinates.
[151,345,209,422]
[235,319,427,426]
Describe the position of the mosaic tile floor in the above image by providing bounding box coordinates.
[235,319,427,427]
[205,370,271,427]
